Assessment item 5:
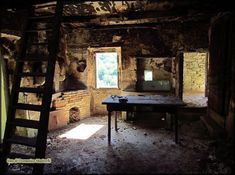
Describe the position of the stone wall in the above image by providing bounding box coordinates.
[63,22,209,114]
[1,11,211,124]
[91,89,122,115]
[183,52,207,93]
[52,90,91,120]
[138,57,175,92]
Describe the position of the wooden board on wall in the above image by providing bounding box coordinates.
[208,12,233,117]
[175,52,183,99]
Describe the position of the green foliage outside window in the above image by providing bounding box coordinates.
[96,52,118,88]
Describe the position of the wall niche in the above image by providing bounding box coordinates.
[136,57,175,93]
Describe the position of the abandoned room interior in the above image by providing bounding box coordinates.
[0,0,234,174]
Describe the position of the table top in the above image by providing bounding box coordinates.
[102,95,186,106]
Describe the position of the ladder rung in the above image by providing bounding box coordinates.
[26,29,52,32]
[15,103,43,111]
[29,15,54,21]
[18,87,44,93]
[33,2,56,9]
[18,72,46,77]
[8,152,35,159]
[23,56,49,61]
[26,53,49,58]
[17,58,48,62]
[6,135,37,147]
[31,42,49,45]
[10,118,40,129]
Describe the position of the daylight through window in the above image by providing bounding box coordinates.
[96,52,118,88]
[144,70,153,81]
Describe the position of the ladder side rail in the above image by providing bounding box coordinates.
[33,1,63,174]
[0,6,34,174]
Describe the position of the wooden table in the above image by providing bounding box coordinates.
[102,95,185,144]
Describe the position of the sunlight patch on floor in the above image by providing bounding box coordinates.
[59,123,104,140]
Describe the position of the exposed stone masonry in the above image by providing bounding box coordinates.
[52,90,91,120]
[183,52,207,93]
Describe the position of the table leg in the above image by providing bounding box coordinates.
[170,113,174,131]
[108,111,111,144]
[175,113,178,144]
[115,112,118,131]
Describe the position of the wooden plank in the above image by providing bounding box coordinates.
[15,103,42,111]
[208,12,232,115]
[26,29,52,32]
[9,118,40,129]
[62,10,187,23]
[18,87,44,93]
[29,15,54,21]
[175,52,183,99]
[208,108,225,128]
[136,59,143,92]
[33,2,63,174]
[102,95,185,106]
[18,72,46,77]
[33,1,56,8]
[17,58,48,62]
[30,42,49,46]
[8,152,35,159]
[7,135,37,147]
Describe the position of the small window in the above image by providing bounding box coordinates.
[144,70,153,81]
[96,52,118,88]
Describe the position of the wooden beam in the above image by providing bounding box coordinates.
[66,23,160,29]
[176,52,183,100]
[67,42,123,48]
[62,0,159,4]
[62,9,187,23]
[63,13,211,30]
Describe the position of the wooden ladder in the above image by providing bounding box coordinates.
[0,1,63,174]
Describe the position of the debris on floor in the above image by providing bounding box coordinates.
[7,115,233,174]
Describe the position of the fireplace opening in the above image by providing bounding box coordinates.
[69,107,80,123]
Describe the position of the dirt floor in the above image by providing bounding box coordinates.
[7,113,233,174]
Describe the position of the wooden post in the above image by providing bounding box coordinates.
[108,111,112,144]
[175,52,183,100]
[136,58,144,91]
[115,112,118,131]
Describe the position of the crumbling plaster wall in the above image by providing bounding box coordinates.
[1,9,210,116]
[143,58,172,80]
[65,21,209,114]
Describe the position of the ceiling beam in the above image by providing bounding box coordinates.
[63,13,211,30]
[62,9,188,23]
